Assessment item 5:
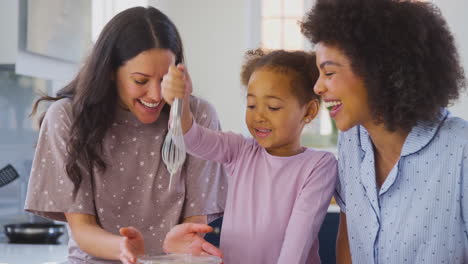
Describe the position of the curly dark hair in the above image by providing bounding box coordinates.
[240,49,320,106]
[31,7,184,193]
[301,0,466,131]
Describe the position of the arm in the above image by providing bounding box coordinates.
[335,133,352,263]
[184,122,244,164]
[277,154,337,264]
[461,144,468,239]
[163,211,223,257]
[162,64,244,165]
[65,213,144,264]
[161,64,194,134]
[183,215,207,224]
[336,212,352,264]
[163,223,223,258]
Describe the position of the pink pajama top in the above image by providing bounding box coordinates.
[184,122,337,264]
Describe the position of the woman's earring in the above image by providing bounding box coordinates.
[305,118,310,123]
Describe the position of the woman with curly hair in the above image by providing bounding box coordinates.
[301,0,467,263]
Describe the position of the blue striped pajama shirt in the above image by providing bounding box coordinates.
[335,109,468,263]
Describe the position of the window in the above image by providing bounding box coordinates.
[261,0,307,50]
[260,0,338,149]
[92,0,149,42]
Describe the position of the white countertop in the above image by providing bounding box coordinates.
[0,207,339,264]
[327,204,340,213]
[0,242,67,264]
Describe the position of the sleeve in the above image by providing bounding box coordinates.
[461,143,468,238]
[277,152,338,264]
[183,96,246,166]
[184,122,245,165]
[24,99,96,221]
[334,132,347,212]
[181,97,230,218]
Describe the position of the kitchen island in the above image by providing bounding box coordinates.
[0,241,67,264]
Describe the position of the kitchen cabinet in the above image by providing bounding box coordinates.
[0,0,18,64]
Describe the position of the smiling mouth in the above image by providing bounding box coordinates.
[324,100,342,111]
[254,128,272,138]
[138,99,160,108]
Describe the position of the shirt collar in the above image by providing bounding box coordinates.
[358,108,449,157]
[401,109,448,156]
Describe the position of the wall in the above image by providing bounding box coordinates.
[150,0,256,134]
[0,0,18,64]
[1,0,467,132]
[433,0,468,120]
[92,0,149,41]
[15,0,82,93]
[150,0,468,133]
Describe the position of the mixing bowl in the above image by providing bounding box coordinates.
[137,254,222,264]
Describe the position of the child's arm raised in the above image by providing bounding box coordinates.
[276,153,338,264]
[162,64,245,165]
[161,64,194,133]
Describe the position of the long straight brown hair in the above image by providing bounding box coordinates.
[31,7,185,193]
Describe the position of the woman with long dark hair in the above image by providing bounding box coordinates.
[25,7,226,264]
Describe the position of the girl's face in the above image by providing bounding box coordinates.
[314,42,373,131]
[246,68,317,157]
[116,48,176,124]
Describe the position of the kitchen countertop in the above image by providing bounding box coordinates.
[0,215,68,264]
[327,204,340,213]
[0,242,67,264]
[0,206,340,264]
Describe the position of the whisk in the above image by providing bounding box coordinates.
[162,98,187,190]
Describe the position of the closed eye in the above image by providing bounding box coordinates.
[325,72,335,77]
[269,107,280,111]
[247,105,255,109]
[134,79,148,85]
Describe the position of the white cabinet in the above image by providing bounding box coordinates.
[0,0,18,64]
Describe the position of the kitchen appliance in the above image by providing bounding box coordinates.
[4,223,65,244]
[0,164,20,187]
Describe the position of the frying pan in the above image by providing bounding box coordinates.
[4,223,65,244]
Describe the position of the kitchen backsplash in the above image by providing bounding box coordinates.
[0,65,53,237]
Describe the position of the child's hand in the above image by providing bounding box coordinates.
[119,226,145,264]
[177,64,193,95]
[163,223,224,258]
[162,64,192,105]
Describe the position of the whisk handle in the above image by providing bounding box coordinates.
[173,98,183,117]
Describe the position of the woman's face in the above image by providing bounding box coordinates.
[314,42,373,131]
[116,48,176,124]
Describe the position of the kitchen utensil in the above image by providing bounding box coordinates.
[162,98,187,190]
[4,223,65,244]
[138,254,222,264]
[0,164,19,187]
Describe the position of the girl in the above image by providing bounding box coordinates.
[25,7,226,264]
[161,49,337,264]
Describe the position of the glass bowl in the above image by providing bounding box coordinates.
[137,254,222,264]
